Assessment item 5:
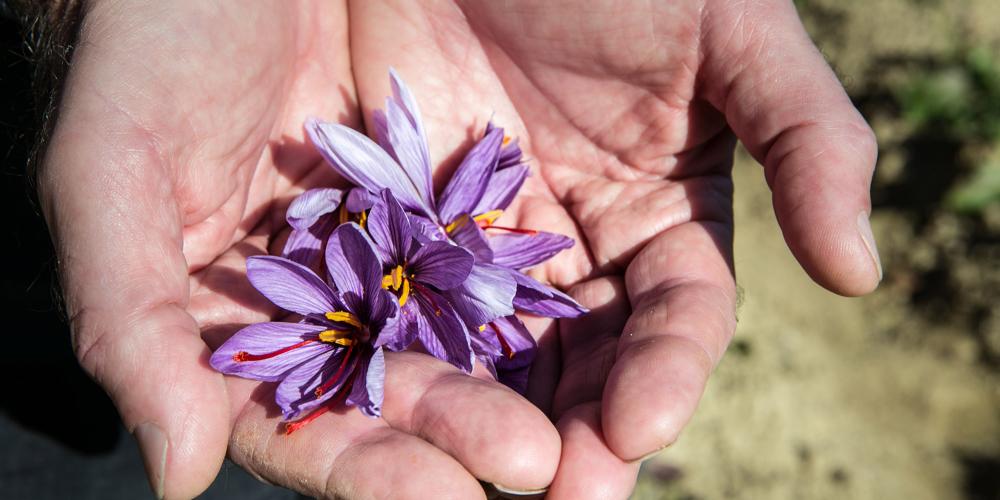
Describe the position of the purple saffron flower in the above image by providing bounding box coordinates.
[366,189,477,372]
[211,223,401,429]
[282,188,342,268]
[471,315,537,394]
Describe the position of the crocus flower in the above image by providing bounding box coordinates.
[471,315,537,394]
[365,189,478,372]
[211,223,400,429]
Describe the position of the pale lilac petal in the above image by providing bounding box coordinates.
[409,240,474,290]
[385,98,435,209]
[371,109,392,157]
[444,263,516,328]
[286,188,343,231]
[325,223,384,313]
[276,348,354,421]
[366,190,413,266]
[305,118,433,217]
[247,256,337,316]
[490,231,574,270]
[437,128,504,223]
[388,69,433,197]
[210,322,330,382]
[282,215,338,268]
[511,271,588,318]
[448,215,494,262]
[346,347,385,418]
[413,288,474,372]
[346,187,377,213]
[472,164,529,215]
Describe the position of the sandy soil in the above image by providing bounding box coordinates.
[632,1,1000,498]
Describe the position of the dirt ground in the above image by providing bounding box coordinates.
[632,1,1000,499]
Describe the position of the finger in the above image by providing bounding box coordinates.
[381,352,562,492]
[702,0,881,296]
[547,403,640,500]
[604,222,737,461]
[227,379,485,500]
[40,122,229,497]
[545,279,640,499]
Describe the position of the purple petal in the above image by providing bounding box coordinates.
[444,263,516,328]
[511,271,588,318]
[448,215,494,262]
[490,231,574,270]
[325,223,384,313]
[366,190,413,266]
[346,187,377,213]
[210,322,331,382]
[485,121,525,170]
[376,298,419,351]
[388,68,433,203]
[409,240,474,290]
[346,347,386,418]
[276,348,354,421]
[286,188,343,231]
[410,214,447,243]
[385,97,435,210]
[306,118,433,217]
[437,128,504,223]
[472,164,529,215]
[413,288,474,373]
[282,215,338,268]
[491,316,536,394]
[247,256,338,316]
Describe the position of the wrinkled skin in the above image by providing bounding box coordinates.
[40,0,878,499]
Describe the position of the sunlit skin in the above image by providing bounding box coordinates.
[39,1,879,499]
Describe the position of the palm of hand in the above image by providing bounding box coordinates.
[350,2,738,492]
[48,0,879,498]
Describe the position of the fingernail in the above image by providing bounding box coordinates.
[484,482,548,499]
[134,422,168,499]
[628,444,670,464]
[857,212,882,282]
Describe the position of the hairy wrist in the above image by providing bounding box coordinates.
[8,0,85,179]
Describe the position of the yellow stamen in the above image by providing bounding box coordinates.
[478,324,486,332]
[318,329,357,346]
[325,311,362,329]
[502,135,512,147]
[398,278,410,307]
[473,210,504,227]
[358,210,368,229]
[391,265,404,290]
[444,214,471,234]
[381,275,393,289]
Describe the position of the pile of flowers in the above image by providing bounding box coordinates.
[210,70,586,432]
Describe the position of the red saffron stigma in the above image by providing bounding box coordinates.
[409,280,444,316]
[314,345,355,397]
[233,339,314,362]
[285,374,356,435]
[482,224,538,236]
[489,322,515,359]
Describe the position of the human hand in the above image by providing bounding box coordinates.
[349,0,880,497]
[39,1,561,498]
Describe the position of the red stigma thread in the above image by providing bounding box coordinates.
[479,221,538,235]
[233,339,314,362]
[489,322,515,359]
[286,373,356,435]
[314,345,355,397]
[409,281,444,316]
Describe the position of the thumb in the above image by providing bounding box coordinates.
[702,0,881,296]
[40,100,229,498]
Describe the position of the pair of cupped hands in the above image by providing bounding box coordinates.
[39,1,881,498]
